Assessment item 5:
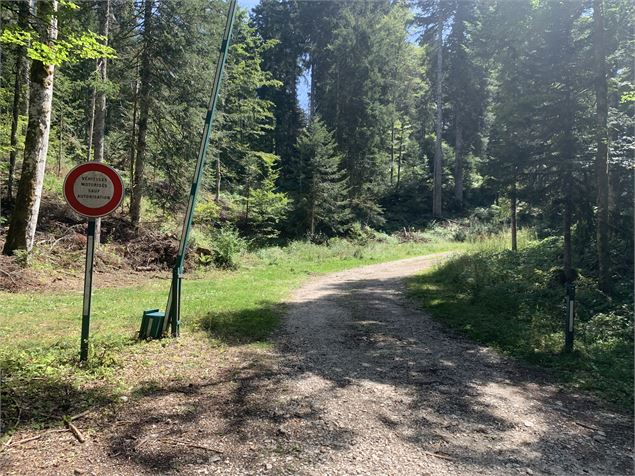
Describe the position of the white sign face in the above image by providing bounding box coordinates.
[63,163,124,218]
[72,170,115,209]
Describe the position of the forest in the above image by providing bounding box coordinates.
[0,0,633,471]
[0,0,632,274]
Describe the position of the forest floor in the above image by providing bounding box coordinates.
[1,254,632,475]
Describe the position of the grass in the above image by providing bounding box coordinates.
[0,237,469,434]
[407,231,634,411]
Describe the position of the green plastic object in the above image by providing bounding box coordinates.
[139,308,165,339]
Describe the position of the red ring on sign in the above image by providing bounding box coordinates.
[63,163,124,218]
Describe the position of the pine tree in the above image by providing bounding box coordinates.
[296,117,350,236]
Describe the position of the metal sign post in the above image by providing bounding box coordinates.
[139,0,238,340]
[81,219,97,361]
[63,162,124,362]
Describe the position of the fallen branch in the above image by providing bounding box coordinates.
[64,420,86,443]
[575,421,599,431]
[424,451,454,461]
[0,436,13,453]
[159,438,223,453]
[7,429,69,447]
[69,410,92,422]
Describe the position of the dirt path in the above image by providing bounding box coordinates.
[1,254,632,475]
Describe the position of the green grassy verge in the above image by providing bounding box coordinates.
[407,234,634,411]
[0,237,469,434]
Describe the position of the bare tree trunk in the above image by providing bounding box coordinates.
[129,74,139,209]
[453,120,463,205]
[396,123,403,192]
[390,122,395,186]
[130,0,153,228]
[593,0,610,292]
[309,59,316,120]
[86,90,95,161]
[57,114,63,176]
[432,22,444,218]
[510,181,517,251]
[3,0,58,256]
[215,155,221,202]
[92,0,110,245]
[563,187,573,282]
[7,0,31,200]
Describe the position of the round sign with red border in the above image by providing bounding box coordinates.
[63,163,124,218]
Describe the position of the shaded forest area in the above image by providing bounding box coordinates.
[0,0,633,295]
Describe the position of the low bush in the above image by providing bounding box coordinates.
[408,236,634,409]
[210,227,247,269]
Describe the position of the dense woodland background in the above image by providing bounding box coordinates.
[0,0,633,418]
[0,0,632,287]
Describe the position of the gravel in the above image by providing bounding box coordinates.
[2,254,632,475]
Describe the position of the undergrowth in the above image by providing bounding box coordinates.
[408,235,634,410]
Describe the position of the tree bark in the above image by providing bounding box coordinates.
[92,0,110,245]
[3,0,58,256]
[510,181,517,251]
[454,120,463,204]
[432,21,444,218]
[390,121,395,186]
[130,0,153,229]
[563,186,573,283]
[396,123,403,192]
[215,155,221,202]
[593,0,610,292]
[7,0,31,200]
[129,74,139,208]
[86,89,95,161]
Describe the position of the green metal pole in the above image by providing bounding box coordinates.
[80,219,96,361]
[162,0,238,337]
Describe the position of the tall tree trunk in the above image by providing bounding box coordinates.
[396,123,403,192]
[129,74,139,208]
[130,0,153,229]
[510,180,517,251]
[92,0,110,245]
[309,58,316,119]
[432,22,444,218]
[563,186,573,283]
[215,155,221,202]
[454,119,463,204]
[593,0,610,292]
[7,0,31,200]
[3,0,58,256]
[57,114,63,176]
[390,121,395,186]
[86,90,95,161]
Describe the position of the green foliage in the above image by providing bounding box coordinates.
[245,153,289,242]
[0,22,115,66]
[295,118,351,236]
[408,237,634,408]
[194,200,221,228]
[210,226,247,270]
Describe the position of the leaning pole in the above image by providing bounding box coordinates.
[139,0,238,339]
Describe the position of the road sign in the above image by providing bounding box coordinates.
[63,162,124,362]
[63,162,124,218]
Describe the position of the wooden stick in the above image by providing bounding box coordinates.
[65,420,86,443]
[424,451,454,461]
[160,438,223,453]
[69,410,92,422]
[9,429,69,447]
[575,421,599,431]
[0,436,14,453]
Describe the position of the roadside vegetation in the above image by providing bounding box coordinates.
[408,232,634,410]
[0,223,471,437]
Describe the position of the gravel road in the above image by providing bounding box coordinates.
[2,253,632,475]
